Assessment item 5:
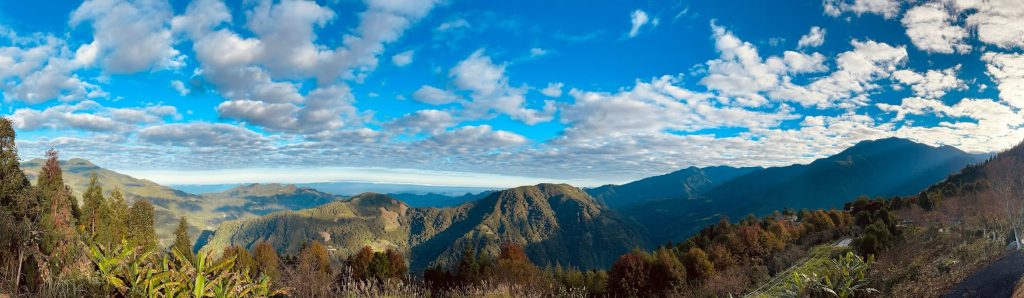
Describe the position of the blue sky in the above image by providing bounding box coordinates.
[2,0,1023,187]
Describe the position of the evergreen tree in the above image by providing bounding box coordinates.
[107,187,129,246]
[457,246,479,282]
[126,199,156,251]
[367,251,392,281]
[252,241,281,280]
[36,149,79,277]
[223,245,256,277]
[172,216,194,261]
[0,118,43,294]
[81,172,111,244]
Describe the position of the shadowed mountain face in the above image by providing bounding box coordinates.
[586,166,762,208]
[621,137,990,244]
[21,159,343,246]
[201,184,648,272]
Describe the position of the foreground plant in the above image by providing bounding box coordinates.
[785,252,879,298]
[87,240,285,297]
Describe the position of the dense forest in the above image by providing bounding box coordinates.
[1,113,1021,297]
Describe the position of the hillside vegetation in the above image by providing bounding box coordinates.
[202,184,648,272]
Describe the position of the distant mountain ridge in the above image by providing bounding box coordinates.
[621,137,990,244]
[586,166,762,208]
[21,159,344,246]
[201,184,648,272]
[387,191,494,208]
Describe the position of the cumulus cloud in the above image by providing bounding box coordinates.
[446,49,557,124]
[10,100,178,132]
[982,52,1024,108]
[891,66,965,99]
[541,82,563,98]
[392,50,414,66]
[902,2,970,54]
[413,85,460,105]
[172,0,437,134]
[70,0,183,73]
[171,80,190,96]
[823,0,901,19]
[0,34,105,104]
[957,0,1024,49]
[386,109,455,135]
[797,26,826,48]
[700,24,829,107]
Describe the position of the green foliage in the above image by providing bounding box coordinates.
[127,199,157,251]
[784,252,879,298]
[173,216,195,262]
[86,240,285,297]
[81,172,112,245]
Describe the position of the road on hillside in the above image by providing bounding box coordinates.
[944,251,1024,298]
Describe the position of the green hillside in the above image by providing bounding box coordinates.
[21,159,343,247]
[201,183,648,272]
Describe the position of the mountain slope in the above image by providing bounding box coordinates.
[21,159,343,247]
[586,166,761,208]
[201,184,648,272]
[626,137,989,244]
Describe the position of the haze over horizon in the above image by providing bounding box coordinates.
[4,0,1024,186]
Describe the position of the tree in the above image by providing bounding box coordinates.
[252,241,280,280]
[682,247,714,281]
[348,246,375,280]
[385,248,407,281]
[36,149,79,277]
[366,251,391,281]
[648,247,686,293]
[107,187,129,246]
[0,118,42,294]
[81,172,111,244]
[172,216,194,261]
[126,200,156,251]
[917,191,935,211]
[223,245,256,277]
[607,251,649,297]
[457,246,480,283]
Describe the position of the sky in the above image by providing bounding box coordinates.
[1,0,1024,188]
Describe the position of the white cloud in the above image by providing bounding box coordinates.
[435,18,469,32]
[412,85,461,105]
[957,0,1024,49]
[386,109,455,135]
[10,100,178,132]
[392,50,414,66]
[902,2,970,54]
[139,122,268,148]
[700,24,828,107]
[70,0,183,73]
[982,52,1024,108]
[171,80,190,96]
[891,66,965,98]
[529,48,548,58]
[449,49,556,124]
[541,82,563,98]
[797,26,826,48]
[628,10,651,38]
[823,0,902,19]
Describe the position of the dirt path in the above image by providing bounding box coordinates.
[944,251,1024,298]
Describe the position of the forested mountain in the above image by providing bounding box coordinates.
[623,137,989,244]
[21,159,342,246]
[586,166,761,208]
[201,183,648,272]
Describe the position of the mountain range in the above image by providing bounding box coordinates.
[617,137,989,243]
[200,184,647,272]
[24,137,990,272]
